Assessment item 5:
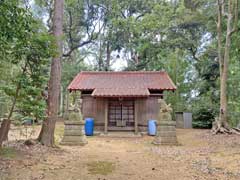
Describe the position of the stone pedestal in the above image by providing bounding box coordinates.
[152,120,178,145]
[60,121,87,146]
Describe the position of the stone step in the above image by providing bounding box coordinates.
[99,132,142,138]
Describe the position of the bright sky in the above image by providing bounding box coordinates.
[110,58,128,71]
[84,51,128,71]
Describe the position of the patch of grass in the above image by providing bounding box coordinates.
[0,147,16,158]
[87,161,115,175]
[55,123,65,145]
[55,123,65,137]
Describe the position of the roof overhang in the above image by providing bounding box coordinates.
[67,71,177,94]
[91,88,150,97]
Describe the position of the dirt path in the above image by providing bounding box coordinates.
[1,123,240,180]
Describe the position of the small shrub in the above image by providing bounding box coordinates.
[192,107,217,129]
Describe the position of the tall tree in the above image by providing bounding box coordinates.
[212,0,240,134]
[38,0,64,146]
[0,0,53,147]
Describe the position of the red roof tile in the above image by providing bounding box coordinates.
[68,71,176,97]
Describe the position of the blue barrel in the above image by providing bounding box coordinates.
[148,120,157,136]
[85,118,94,136]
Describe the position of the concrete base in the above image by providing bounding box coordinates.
[100,132,142,138]
[152,136,178,145]
[60,136,88,146]
[60,120,88,146]
[152,120,178,145]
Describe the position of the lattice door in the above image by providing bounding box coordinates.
[108,99,134,127]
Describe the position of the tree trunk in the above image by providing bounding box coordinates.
[212,0,239,134]
[0,120,11,147]
[219,0,232,125]
[0,83,21,147]
[105,40,111,71]
[237,122,240,128]
[98,39,103,71]
[38,0,64,146]
[133,52,139,65]
[0,62,27,147]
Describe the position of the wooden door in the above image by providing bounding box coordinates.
[108,100,122,126]
[108,99,134,128]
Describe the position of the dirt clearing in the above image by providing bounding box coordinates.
[1,122,240,180]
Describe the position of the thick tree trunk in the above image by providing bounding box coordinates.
[212,0,239,134]
[38,0,64,146]
[219,2,232,125]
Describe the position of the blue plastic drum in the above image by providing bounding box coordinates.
[85,118,94,136]
[148,120,157,136]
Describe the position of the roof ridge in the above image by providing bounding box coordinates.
[80,71,166,74]
[94,87,147,89]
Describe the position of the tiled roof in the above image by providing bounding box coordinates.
[68,71,176,97]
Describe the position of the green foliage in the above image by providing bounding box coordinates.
[62,58,91,90]
[192,101,218,129]
[15,33,53,121]
[1,0,239,128]
[60,0,239,127]
[0,0,54,121]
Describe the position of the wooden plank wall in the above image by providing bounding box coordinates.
[136,97,160,131]
[82,95,161,132]
[82,95,105,131]
[135,98,146,129]
[146,97,160,120]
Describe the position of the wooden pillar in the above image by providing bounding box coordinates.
[134,99,138,134]
[104,99,108,134]
[64,90,70,120]
[66,90,69,111]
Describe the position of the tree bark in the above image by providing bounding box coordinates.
[0,120,11,147]
[219,0,237,124]
[217,0,223,77]
[133,52,139,65]
[0,63,27,147]
[212,0,239,134]
[98,39,103,71]
[38,0,64,146]
[105,40,111,71]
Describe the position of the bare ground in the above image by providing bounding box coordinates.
[1,122,240,180]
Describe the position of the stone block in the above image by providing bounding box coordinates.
[63,130,85,136]
[158,131,176,137]
[60,135,87,146]
[157,126,175,131]
[64,125,84,131]
[153,136,178,145]
[153,120,178,145]
[61,120,87,146]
